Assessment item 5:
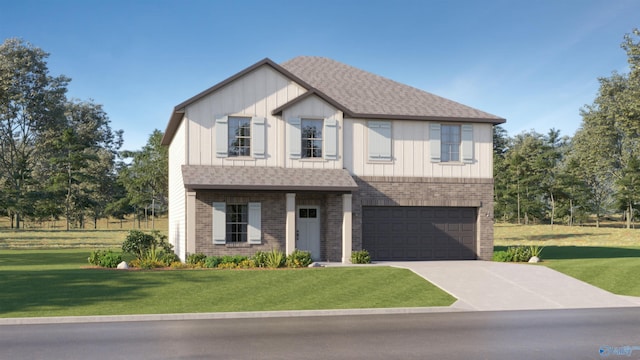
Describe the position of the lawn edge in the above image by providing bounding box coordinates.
[0,306,465,325]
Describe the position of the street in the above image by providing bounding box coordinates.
[2,308,640,359]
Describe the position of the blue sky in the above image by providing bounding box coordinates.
[1,0,638,150]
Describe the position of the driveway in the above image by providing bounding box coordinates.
[379,261,640,311]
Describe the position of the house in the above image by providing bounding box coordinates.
[161,56,506,263]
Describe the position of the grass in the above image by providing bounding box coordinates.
[495,223,640,296]
[0,249,455,318]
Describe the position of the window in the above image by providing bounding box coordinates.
[301,119,323,158]
[430,123,473,163]
[226,204,248,243]
[441,125,461,162]
[215,116,265,159]
[228,117,251,157]
[213,202,262,245]
[368,121,392,161]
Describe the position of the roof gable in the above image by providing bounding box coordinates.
[161,58,313,145]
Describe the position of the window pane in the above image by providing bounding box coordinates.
[226,204,248,243]
[228,117,251,157]
[441,125,461,162]
[308,208,317,218]
[301,119,323,158]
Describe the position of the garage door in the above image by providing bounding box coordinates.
[362,206,477,261]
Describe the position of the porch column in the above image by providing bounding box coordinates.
[285,193,296,255]
[342,193,353,264]
[186,191,196,256]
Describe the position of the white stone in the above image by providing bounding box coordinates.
[528,256,540,263]
[117,261,129,269]
[308,262,323,268]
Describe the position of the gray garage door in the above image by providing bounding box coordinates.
[362,206,477,261]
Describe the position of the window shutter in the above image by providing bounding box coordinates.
[368,121,392,160]
[324,118,338,160]
[252,117,266,159]
[248,202,262,245]
[212,202,226,244]
[215,116,228,158]
[430,123,441,162]
[461,124,474,164]
[288,117,301,159]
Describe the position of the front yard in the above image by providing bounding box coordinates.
[495,223,640,297]
[0,249,455,318]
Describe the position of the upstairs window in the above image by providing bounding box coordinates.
[430,123,474,164]
[441,124,461,162]
[216,116,265,159]
[228,117,251,157]
[301,119,323,158]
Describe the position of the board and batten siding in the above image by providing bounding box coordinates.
[282,95,343,169]
[168,118,187,261]
[184,65,306,168]
[343,119,493,178]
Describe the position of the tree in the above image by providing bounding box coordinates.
[571,29,640,226]
[119,130,168,229]
[44,99,122,230]
[0,38,68,228]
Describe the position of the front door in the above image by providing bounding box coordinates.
[297,206,321,261]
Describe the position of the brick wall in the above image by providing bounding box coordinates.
[195,191,286,257]
[352,176,495,260]
[194,190,345,261]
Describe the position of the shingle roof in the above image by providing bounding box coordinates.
[182,165,358,191]
[279,56,504,123]
[162,56,505,145]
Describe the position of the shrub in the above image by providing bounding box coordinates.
[220,255,247,265]
[351,250,371,264]
[492,250,510,262]
[529,245,544,259]
[265,249,285,268]
[286,249,313,268]
[252,251,269,268]
[88,249,122,268]
[99,250,123,268]
[122,230,156,259]
[187,253,207,266]
[204,256,221,268]
[170,261,190,269]
[88,250,103,266]
[161,252,180,266]
[238,259,256,269]
[122,230,176,265]
[217,262,238,269]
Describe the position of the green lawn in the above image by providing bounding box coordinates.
[495,223,640,297]
[0,249,455,318]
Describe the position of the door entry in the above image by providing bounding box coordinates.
[296,206,320,261]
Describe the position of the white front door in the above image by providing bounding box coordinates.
[297,206,321,261]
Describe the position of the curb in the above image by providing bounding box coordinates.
[0,306,464,326]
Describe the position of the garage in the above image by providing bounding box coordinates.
[362,206,477,261]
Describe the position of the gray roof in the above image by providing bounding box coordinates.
[279,56,504,122]
[182,165,358,191]
[162,57,505,145]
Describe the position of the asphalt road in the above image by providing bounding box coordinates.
[2,308,640,359]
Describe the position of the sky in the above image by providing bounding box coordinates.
[1,0,639,151]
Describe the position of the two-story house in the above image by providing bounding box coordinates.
[161,56,505,263]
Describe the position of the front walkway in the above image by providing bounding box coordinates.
[378,261,640,311]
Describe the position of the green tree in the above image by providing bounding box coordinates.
[119,130,168,229]
[45,99,122,230]
[0,38,68,228]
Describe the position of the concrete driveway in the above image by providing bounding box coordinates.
[379,261,640,311]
